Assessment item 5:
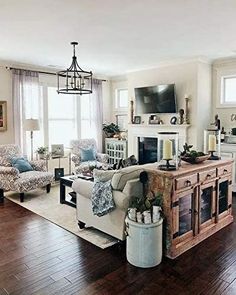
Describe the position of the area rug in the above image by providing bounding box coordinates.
[5,185,118,249]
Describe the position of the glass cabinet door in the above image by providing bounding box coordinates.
[219,180,228,214]
[179,193,193,236]
[200,186,213,224]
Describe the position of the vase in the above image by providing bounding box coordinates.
[38,153,45,160]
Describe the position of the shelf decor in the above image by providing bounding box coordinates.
[157,132,179,171]
[204,129,221,160]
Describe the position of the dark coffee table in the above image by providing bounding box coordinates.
[60,174,93,208]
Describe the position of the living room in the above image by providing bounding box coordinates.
[1,1,236,294]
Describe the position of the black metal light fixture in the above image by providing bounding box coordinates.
[57,42,93,95]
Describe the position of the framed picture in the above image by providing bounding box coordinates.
[116,114,128,131]
[51,144,64,158]
[0,101,7,131]
[134,116,141,124]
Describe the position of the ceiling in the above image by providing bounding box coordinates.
[1,0,236,77]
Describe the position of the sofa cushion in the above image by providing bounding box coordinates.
[111,166,144,191]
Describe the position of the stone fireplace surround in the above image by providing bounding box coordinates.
[128,124,189,160]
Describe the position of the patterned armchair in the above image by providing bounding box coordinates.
[0,144,54,203]
[70,139,109,174]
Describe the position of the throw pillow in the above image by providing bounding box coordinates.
[11,157,33,173]
[80,147,96,162]
[93,169,116,182]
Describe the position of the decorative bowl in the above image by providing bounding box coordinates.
[181,154,210,164]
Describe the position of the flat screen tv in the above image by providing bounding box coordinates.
[134,84,177,114]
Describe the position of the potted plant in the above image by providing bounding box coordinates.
[36,146,48,159]
[125,171,164,268]
[102,123,120,138]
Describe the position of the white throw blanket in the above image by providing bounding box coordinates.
[91,180,116,217]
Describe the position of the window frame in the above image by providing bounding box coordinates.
[221,75,236,106]
[39,82,80,148]
[216,67,236,108]
[115,88,129,111]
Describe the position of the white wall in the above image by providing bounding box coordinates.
[102,80,113,123]
[0,67,14,144]
[127,61,199,148]
[108,60,212,151]
[196,62,212,150]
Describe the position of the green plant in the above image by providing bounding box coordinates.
[181,143,205,158]
[36,146,48,154]
[129,191,163,214]
[102,123,120,135]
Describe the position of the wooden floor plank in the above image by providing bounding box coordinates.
[1,197,236,295]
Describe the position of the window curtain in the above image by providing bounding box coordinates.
[12,69,43,157]
[80,79,103,152]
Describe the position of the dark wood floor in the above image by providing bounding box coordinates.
[1,200,236,295]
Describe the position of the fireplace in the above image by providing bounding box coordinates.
[138,137,157,164]
[128,124,189,161]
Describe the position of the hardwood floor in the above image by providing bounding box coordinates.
[1,199,236,295]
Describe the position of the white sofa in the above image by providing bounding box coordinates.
[72,163,156,240]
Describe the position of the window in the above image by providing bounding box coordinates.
[24,81,100,152]
[47,87,77,147]
[80,95,97,139]
[221,75,236,105]
[115,89,128,109]
[115,88,128,131]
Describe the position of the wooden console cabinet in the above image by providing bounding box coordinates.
[146,159,233,259]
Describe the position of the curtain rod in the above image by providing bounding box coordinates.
[6,66,107,82]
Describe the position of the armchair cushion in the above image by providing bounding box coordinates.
[0,144,22,167]
[0,166,19,176]
[0,166,20,191]
[29,160,47,172]
[11,157,33,173]
[15,171,53,192]
[80,147,96,162]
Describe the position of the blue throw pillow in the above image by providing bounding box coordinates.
[80,147,96,162]
[11,157,33,173]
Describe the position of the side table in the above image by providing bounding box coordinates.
[60,174,94,208]
[60,175,76,208]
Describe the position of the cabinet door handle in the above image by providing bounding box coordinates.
[194,209,198,215]
[189,209,192,214]
[206,174,211,179]
[223,169,228,174]
[184,180,192,187]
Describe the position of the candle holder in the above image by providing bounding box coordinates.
[204,129,221,160]
[208,151,220,160]
[158,159,177,171]
[157,132,179,171]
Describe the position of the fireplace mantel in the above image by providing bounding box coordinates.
[128,124,190,158]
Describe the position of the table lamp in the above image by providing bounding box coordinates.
[24,119,40,160]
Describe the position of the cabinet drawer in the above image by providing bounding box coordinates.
[218,164,232,177]
[199,169,216,183]
[175,174,198,191]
